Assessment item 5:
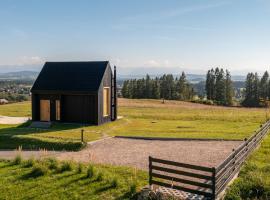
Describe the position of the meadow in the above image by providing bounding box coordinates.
[0,98,267,150]
[0,157,147,200]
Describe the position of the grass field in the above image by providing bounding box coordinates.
[225,134,270,199]
[0,98,267,150]
[0,158,147,200]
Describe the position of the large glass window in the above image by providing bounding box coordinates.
[103,87,110,116]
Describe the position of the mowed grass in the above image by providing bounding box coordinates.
[225,134,270,199]
[0,158,147,200]
[0,101,31,117]
[0,99,267,150]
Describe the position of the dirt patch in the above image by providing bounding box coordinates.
[56,138,242,170]
[0,116,29,124]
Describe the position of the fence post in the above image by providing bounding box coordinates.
[212,167,216,200]
[81,129,84,143]
[149,156,153,189]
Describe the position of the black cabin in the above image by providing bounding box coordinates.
[31,61,117,125]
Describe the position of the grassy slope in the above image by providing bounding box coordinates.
[0,159,147,200]
[0,99,267,150]
[225,134,270,200]
[0,101,31,117]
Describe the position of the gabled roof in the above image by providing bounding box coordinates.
[31,61,109,93]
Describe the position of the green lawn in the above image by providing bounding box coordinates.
[225,134,270,200]
[0,158,147,200]
[0,101,31,117]
[0,99,267,150]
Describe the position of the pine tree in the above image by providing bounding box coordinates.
[206,70,211,100]
[254,73,260,105]
[152,78,160,99]
[225,70,233,105]
[178,72,187,100]
[215,68,226,104]
[259,71,269,100]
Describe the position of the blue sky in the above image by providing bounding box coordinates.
[0,0,270,74]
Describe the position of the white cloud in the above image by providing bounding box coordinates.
[16,56,44,66]
[143,59,171,67]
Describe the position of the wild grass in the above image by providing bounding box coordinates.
[225,134,270,199]
[0,99,267,151]
[0,158,147,200]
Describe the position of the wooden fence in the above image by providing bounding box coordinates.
[149,120,270,199]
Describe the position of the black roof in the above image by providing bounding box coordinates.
[31,61,110,93]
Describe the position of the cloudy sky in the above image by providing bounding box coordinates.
[0,0,270,74]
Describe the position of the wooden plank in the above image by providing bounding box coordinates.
[152,165,212,180]
[40,100,50,121]
[152,180,213,197]
[151,157,213,172]
[216,124,269,172]
[152,172,213,188]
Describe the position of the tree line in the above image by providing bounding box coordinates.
[121,73,195,100]
[205,68,234,105]
[242,71,269,107]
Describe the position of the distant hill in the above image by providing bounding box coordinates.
[0,71,39,80]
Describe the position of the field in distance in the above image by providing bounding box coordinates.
[0,98,267,150]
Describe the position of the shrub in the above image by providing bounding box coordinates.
[23,158,35,168]
[111,177,118,188]
[86,165,94,178]
[12,154,22,165]
[47,158,59,170]
[29,164,48,177]
[129,182,137,195]
[96,171,103,181]
[59,161,73,172]
[77,163,83,173]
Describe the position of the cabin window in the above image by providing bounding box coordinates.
[56,100,61,121]
[103,87,110,116]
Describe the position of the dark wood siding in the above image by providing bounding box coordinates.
[98,64,112,124]
[62,95,95,124]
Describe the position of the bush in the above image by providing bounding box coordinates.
[86,165,94,178]
[29,164,48,177]
[225,175,267,200]
[77,163,83,173]
[12,154,22,165]
[96,171,103,181]
[23,158,35,168]
[129,182,137,195]
[59,161,73,172]
[46,158,59,170]
[111,177,118,188]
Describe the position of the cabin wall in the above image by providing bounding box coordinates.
[32,93,97,124]
[61,95,96,124]
[98,64,112,125]
[31,93,40,121]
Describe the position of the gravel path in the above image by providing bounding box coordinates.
[56,138,242,170]
[0,116,29,124]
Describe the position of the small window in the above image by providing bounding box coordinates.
[56,100,61,121]
[103,87,110,116]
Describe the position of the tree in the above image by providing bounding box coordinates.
[206,70,212,100]
[259,71,269,100]
[177,72,187,100]
[215,68,226,104]
[225,70,233,105]
[152,78,160,99]
[242,72,260,107]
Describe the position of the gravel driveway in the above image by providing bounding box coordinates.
[0,116,29,124]
[56,138,242,170]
